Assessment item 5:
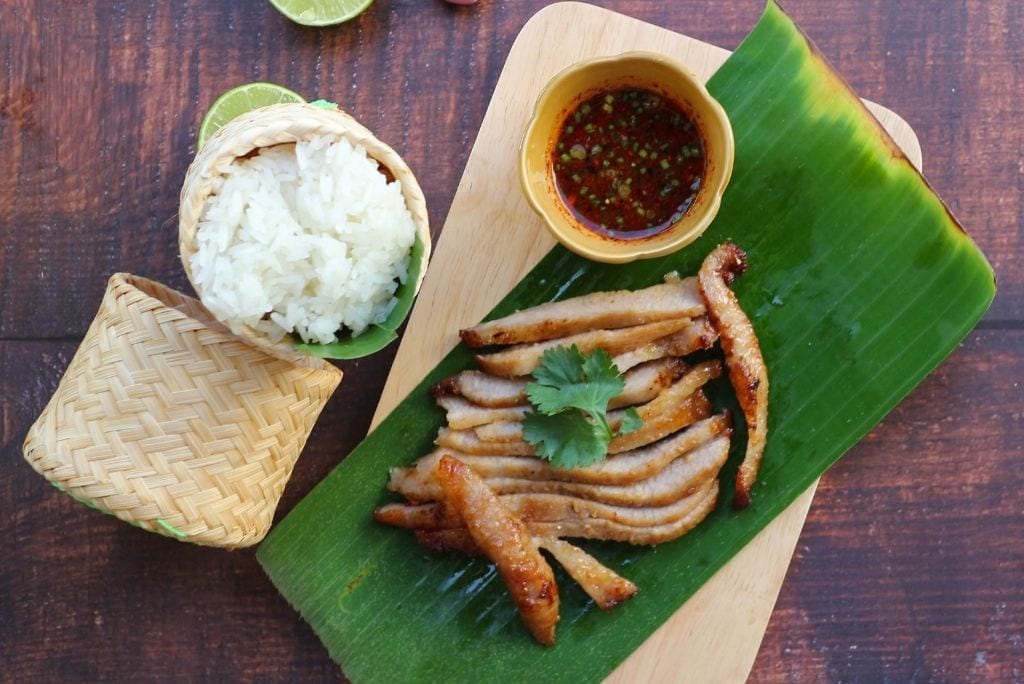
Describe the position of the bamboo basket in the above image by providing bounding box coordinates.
[22,273,343,548]
[177,102,431,351]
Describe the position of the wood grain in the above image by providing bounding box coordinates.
[1,1,1021,681]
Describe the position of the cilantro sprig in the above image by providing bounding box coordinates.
[522,345,642,469]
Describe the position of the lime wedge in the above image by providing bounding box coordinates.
[268,0,373,27]
[197,82,305,148]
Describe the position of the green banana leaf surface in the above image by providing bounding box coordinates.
[257,2,995,681]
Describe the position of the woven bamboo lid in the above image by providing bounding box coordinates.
[23,274,342,548]
[178,102,431,352]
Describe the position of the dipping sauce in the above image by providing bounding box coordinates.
[551,88,705,239]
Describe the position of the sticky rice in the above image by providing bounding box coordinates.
[189,135,416,345]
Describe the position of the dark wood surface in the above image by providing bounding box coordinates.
[2,1,1021,681]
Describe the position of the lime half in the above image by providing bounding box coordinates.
[198,82,305,148]
[268,0,373,27]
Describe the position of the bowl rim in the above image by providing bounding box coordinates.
[518,50,735,264]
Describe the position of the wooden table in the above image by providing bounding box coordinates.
[1,1,1020,681]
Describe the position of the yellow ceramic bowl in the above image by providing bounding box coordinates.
[519,52,734,264]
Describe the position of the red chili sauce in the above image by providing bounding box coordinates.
[551,88,705,239]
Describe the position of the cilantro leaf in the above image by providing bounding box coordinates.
[524,383,572,416]
[617,407,643,436]
[526,346,625,416]
[522,412,609,469]
[530,345,585,388]
[580,347,617,386]
[522,344,642,469]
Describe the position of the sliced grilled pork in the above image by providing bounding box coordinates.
[460,275,704,347]
[388,435,730,508]
[415,480,719,548]
[475,319,691,377]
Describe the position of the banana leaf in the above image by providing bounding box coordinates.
[256,2,995,681]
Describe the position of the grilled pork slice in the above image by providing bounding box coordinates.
[474,421,523,442]
[433,455,559,646]
[698,242,769,509]
[612,316,718,372]
[434,387,712,456]
[377,470,718,531]
[416,480,719,549]
[475,319,691,377]
[536,539,637,610]
[459,275,704,347]
[470,360,718,446]
[388,414,730,500]
[530,480,718,545]
[431,371,528,408]
[433,358,687,412]
[436,396,530,431]
[610,358,688,409]
[435,389,712,457]
[608,361,721,453]
[389,434,731,508]
[435,427,536,456]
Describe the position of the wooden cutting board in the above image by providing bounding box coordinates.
[370,3,922,681]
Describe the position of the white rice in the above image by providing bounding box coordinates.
[190,135,416,345]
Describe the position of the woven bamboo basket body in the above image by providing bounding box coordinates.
[23,274,342,548]
[178,102,431,351]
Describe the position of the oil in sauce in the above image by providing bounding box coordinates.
[551,88,705,239]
